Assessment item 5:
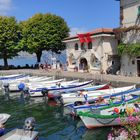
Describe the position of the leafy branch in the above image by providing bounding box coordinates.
[117,43,140,58]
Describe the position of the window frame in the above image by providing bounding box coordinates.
[81,43,86,50]
[74,43,79,50]
[88,42,92,49]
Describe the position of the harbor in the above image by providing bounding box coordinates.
[0,69,140,85]
[0,84,110,140]
[0,73,139,140]
[0,0,140,139]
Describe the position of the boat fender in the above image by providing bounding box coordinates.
[18,83,25,91]
[113,108,119,114]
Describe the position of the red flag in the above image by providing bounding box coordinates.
[84,33,92,43]
[77,34,86,43]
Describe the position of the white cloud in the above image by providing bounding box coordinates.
[17,51,36,58]
[0,0,12,15]
[70,27,88,36]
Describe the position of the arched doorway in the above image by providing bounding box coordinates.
[79,57,88,71]
[137,57,140,77]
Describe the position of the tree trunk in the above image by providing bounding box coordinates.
[36,51,42,63]
[3,57,8,69]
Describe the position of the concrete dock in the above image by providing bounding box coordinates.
[0,69,140,86]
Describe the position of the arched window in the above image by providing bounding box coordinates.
[74,43,78,50]
[81,43,86,50]
[88,42,92,49]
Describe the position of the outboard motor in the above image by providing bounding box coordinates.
[74,101,83,106]
[3,82,9,88]
[3,83,10,100]
[23,87,29,93]
[41,89,48,97]
[23,117,35,131]
[23,87,30,99]
[41,89,49,102]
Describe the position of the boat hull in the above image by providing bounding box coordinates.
[80,116,121,129]
[30,80,94,98]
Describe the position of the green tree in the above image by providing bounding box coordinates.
[118,43,140,58]
[0,16,21,68]
[20,13,69,63]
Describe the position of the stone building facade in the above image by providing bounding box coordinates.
[119,0,140,76]
[63,28,120,74]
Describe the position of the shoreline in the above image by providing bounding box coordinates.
[0,69,140,86]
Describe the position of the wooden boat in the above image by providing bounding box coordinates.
[82,83,111,91]
[61,85,136,104]
[29,80,94,98]
[27,79,79,94]
[7,78,64,92]
[47,83,111,99]
[79,100,140,129]
[28,79,78,88]
[64,89,140,116]
[16,76,53,83]
[1,129,39,140]
[0,74,23,79]
[0,74,28,81]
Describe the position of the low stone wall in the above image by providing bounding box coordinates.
[0,69,140,86]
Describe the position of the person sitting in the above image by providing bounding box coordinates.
[39,63,44,69]
[78,90,85,96]
[96,96,105,104]
[56,82,61,88]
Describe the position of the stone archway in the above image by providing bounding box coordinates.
[79,57,88,71]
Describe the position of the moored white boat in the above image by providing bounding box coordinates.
[1,129,39,140]
[79,101,140,129]
[64,89,140,116]
[0,74,28,82]
[61,85,136,104]
[0,74,22,78]
[29,80,94,98]
[46,83,111,99]
[6,78,64,91]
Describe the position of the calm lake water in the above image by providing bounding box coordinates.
[0,92,110,140]
[0,51,67,67]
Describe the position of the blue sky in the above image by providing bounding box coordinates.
[0,0,120,35]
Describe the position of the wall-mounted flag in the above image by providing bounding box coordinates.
[77,33,93,43]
